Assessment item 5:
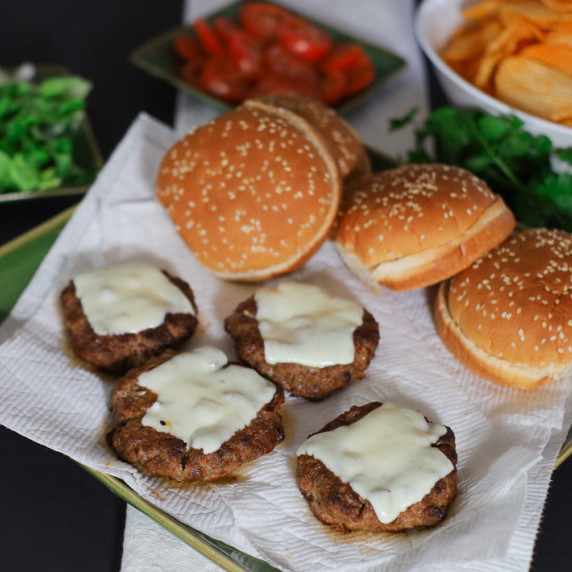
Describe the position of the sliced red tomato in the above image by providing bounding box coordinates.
[213,16,242,45]
[173,35,205,61]
[194,19,225,56]
[319,68,347,106]
[278,16,332,63]
[264,44,318,81]
[344,52,375,97]
[248,73,319,99]
[321,42,364,72]
[248,75,299,98]
[228,33,264,79]
[240,2,290,40]
[181,60,203,88]
[200,57,251,102]
[181,6,375,105]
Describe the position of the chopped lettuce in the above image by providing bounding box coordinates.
[0,66,93,194]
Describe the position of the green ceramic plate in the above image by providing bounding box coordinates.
[0,65,103,203]
[0,143,569,570]
[130,0,407,115]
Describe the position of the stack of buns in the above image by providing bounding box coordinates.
[156,92,572,391]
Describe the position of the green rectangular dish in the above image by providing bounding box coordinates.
[130,0,407,115]
[0,65,103,203]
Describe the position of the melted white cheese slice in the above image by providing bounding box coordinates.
[140,347,277,454]
[73,262,194,335]
[297,402,454,523]
[254,281,363,367]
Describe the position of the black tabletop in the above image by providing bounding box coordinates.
[1,1,571,571]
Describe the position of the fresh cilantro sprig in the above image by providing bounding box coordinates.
[391,106,572,230]
[0,67,93,194]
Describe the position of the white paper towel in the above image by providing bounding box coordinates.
[121,506,223,572]
[0,112,570,572]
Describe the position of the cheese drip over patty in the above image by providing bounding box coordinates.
[297,402,454,523]
[255,281,363,367]
[140,347,276,454]
[74,262,193,335]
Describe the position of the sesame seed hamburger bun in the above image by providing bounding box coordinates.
[334,164,516,292]
[156,104,341,282]
[245,94,371,183]
[435,228,572,390]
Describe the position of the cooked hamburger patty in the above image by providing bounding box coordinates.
[296,402,457,532]
[224,296,379,400]
[109,350,285,481]
[60,270,198,374]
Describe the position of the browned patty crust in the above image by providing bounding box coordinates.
[109,350,285,481]
[297,402,457,532]
[60,271,199,375]
[224,296,379,400]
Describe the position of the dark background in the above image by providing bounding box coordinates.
[0,1,570,570]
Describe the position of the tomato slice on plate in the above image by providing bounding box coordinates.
[240,2,290,40]
[213,16,242,45]
[319,68,347,106]
[321,42,364,72]
[278,16,332,63]
[179,4,376,105]
[264,44,318,81]
[344,51,375,97]
[200,57,251,102]
[249,73,319,99]
[262,45,320,98]
[194,19,225,56]
[173,35,206,61]
[229,33,264,79]
[181,60,204,88]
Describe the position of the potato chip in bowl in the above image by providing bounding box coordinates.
[415,0,572,148]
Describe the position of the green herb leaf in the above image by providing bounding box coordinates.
[476,114,509,142]
[555,148,572,166]
[388,107,419,132]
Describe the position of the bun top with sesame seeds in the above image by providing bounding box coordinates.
[333,164,516,292]
[245,94,370,183]
[435,228,572,390]
[156,103,341,281]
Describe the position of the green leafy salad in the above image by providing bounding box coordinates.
[392,106,572,231]
[0,65,94,194]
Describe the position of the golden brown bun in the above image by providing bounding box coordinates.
[156,104,341,281]
[341,143,372,187]
[334,164,516,291]
[245,94,370,182]
[435,228,572,390]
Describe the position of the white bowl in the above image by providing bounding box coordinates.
[414,0,572,149]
